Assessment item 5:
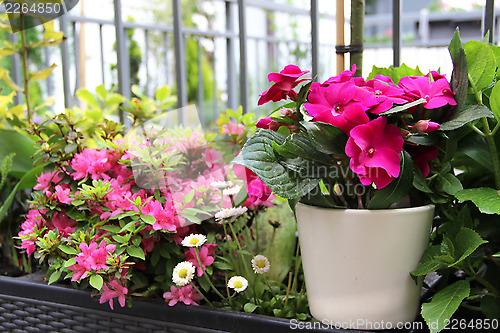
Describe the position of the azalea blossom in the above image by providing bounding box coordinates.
[98,279,128,310]
[172,261,196,287]
[181,234,207,248]
[221,121,244,136]
[184,243,217,276]
[227,276,248,293]
[163,285,203,306]
[251,255,270,274]
[258,65,309,105]
[346,117,404,189]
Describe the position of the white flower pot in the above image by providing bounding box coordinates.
[295,204,435,330]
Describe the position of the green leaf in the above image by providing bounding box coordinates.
[0,129,37,177]
[104,93,126,108]
[464,40,496,91]
[48,270,62,285]
[95,85,108,99]
[440,104,494,131]
[119,221,137,233]
[273,133,334,165]
[127,245,146,260]
[489,80,500,121]
[76,89,98,107]
[213,261,232,270]
[0,165,45,225]
[379,98,427,116]
[155,86,171,101]
[436,173,463,196]
[140,214,156,225]
[411,245,445,277]
[413,167,433,193]
[300,121,348,155]
[481,296,500,320]
[244,303,259,313]
[367,151,414,209]
[29,64,57,81]
[233,129,320,199]
[455,187,500,214]
[58,245,79,255]
[421,280,470,333]
[448,29,469,108]
[89,274,104,290]
[295,80,314,112]
[451,227,487,267]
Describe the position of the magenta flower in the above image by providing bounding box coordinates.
[358,76,409,114]
[258,65,309,105]
[233,164,275,209]
[142,199,179,232]
[406,145,439,178]
[50,212,77,236]
[99,279,128,310]
[322,64,358,85]
[163,285,203,306]
[304,81,369,134]
[346,117,404,189]
[398,76,456,109]
[34,170,62,195]
[412,120,441,133]
[185,243,217,277]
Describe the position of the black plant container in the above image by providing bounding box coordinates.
[0,275,360,333]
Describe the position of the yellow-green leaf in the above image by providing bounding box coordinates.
[29,63,57,81]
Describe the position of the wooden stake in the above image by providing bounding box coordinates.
[336,0,345,74]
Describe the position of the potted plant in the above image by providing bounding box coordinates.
[233,31,493,330]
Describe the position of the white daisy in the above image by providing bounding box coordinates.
[227,276,248,293]
[211,180,233,190]
[251,255,270,274]
[214,206,248,221]
[172,261,196,287]
[223,185,242,196]
[181,234,207,248]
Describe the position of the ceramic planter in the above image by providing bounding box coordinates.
[295,204,435,330]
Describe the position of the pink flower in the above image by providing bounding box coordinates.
[99,279,128,310]
[34,170,62,194]
[255,117,293,132]
[346,117,404,188]
[54,185,74,204]
[358,76,409,114]
[258,65,309,105]
[233,164,275,209]
[412,120,441,133]
[398,76,456,109]
[71,148,112,180]
[185,244,217,277]
[49,212,77,236]
[163,285,203,306]
[142,199,179,232]
[322,64,358,84]
[304,81,369,134]
[221,121,245,136]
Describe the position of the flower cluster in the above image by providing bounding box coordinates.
[237,64,460,209]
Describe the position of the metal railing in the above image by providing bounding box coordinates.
[4,0,498,125]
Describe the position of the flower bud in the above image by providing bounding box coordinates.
[414,120,440,133]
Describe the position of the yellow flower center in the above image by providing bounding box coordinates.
[189,238,200,245]
[233,281,243,289]
[179,268,188,279]
[257,260,266,268]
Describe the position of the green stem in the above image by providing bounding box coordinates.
[473,274,500,297]
[190,282,213,306]
[469,123,485,136]
[290,241,302,293]
[469,73,483,104]
[20,14,32,122]
[481,118,500,189]
[350,0,365,77]
[461,303,482,312]
[227,221,252,278]
[195,248,226,300]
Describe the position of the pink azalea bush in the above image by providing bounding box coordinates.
[18,111,283,313]
[236,64,460,209]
